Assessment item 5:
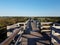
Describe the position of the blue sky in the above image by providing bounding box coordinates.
[0,0,60,17]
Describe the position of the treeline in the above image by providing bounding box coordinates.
[0,17,29,27]
[33,17,60,22]
[0,17,60,27]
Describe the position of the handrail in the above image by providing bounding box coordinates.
[41,22,51,32]
[51,27,60,33]
[51,34,60,44]
[0,27,23,45]
[0,19,31,45]
[54,23,60,26]
[14,33,22,45]
[51,23,60,44]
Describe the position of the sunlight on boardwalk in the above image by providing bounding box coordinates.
[22,32,51,45]
[31,22,39,31]
[21,21,51,45]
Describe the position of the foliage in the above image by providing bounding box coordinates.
[0,17,28,27]
[33,17,60,22]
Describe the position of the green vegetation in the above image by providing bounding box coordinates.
[0,17,60,27]
[0,17,60,29]
[0,17,28,27]
[33,17,60,22]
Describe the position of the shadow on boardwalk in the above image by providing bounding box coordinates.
[22,32,51,45]
[22,21,51,45]
[24,21,32,34]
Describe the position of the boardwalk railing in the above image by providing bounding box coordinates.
[0,19,30,45]
[51,23,60,44]
[41,22,52,32]
[0,27,23,45]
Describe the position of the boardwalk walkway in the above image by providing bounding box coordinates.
[1,20,60,45]
[21,21,51,45]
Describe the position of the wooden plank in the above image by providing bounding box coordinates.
[0,27,23,45]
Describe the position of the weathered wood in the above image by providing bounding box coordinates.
[0,27,23,45]
[51,23,60,44]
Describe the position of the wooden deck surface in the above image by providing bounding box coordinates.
[21,21,51,45]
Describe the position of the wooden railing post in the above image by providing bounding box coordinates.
[0,27,23,45]
[51,24,56,43]
[51,23,60,44]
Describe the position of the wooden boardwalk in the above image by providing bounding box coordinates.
[21,21,51,45]
[1,20,60,45]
